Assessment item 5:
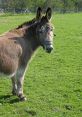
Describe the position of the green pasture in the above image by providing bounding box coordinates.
[0,13,82,117]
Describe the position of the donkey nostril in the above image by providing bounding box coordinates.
[46,46,53,53]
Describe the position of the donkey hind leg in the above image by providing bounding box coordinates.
[16,68,27,101]
[11,76,17,95]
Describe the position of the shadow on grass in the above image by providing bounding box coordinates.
[25,109,37,116]
[0,94,20,104]
[0,95,37,116]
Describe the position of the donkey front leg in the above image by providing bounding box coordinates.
[17,76,26,101]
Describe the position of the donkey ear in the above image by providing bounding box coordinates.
[46,7,52,20]
[36,7,42,20]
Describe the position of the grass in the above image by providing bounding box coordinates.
[0,13,82,117]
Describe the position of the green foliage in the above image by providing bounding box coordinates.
[0,0,82,12]
[0,13,82,117]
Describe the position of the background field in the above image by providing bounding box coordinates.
[0,13,82,117]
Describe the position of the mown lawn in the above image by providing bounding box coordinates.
[0,13,82,117]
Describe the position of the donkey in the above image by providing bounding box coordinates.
[0,7,54,101]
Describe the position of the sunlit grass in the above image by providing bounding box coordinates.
[0,13,82,117]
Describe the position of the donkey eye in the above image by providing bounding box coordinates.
[41,26,45,31]
[39,26,45,33]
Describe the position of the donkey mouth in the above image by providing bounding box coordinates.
[43,45,53,53]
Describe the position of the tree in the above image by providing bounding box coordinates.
[0,0,82,13]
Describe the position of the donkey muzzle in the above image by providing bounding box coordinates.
[43,41,53,53]
[45,44,53,53]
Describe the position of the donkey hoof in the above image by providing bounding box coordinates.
[18,94,27,101]
[20,96,27,101]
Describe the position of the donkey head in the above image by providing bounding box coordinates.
[36,8,54,53]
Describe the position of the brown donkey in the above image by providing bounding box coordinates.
[0,8,54,101]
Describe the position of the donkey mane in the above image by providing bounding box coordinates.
[16,18,36,29]
[10,18,38,38]
[16,7,42,29]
